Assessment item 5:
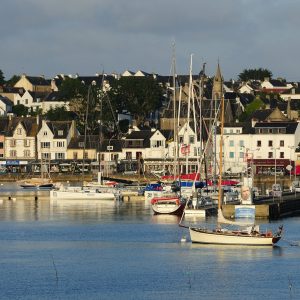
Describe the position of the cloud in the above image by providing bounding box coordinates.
[1,0,299,81]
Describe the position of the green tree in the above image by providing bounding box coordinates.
[239,98,265,121]
[12,104,29,116]
[44,106,76,121]
[107,76,163,125]
[6,75,20,87]
[0,69,5,85]
[238,68,273,81]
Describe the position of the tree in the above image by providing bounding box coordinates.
[238,68,273,81]
[107,76,163,125]
[6,75,20,87]
[0,69,5,85]
[12,104,29,116]
[44,106,76,121]
[239,98,265,121]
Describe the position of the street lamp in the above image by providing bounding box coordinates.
[271,147,280,185]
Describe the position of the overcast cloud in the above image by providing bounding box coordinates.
[1,0,299,81]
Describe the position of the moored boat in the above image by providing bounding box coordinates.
[151,195,185,215]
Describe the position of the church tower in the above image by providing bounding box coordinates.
[212,62,223,100]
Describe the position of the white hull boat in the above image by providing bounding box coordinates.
[151,196,185,215]
[50,187,116,200]
[189,226,282,246]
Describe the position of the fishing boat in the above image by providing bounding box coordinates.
[180,93,283,246]
[151,195,186,215]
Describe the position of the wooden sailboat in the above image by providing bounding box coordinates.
[18,140,54,190]
[180,93,283,246]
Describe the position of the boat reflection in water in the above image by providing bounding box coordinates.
[151,214,180,224]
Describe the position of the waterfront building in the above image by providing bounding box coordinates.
[4,116,38,172]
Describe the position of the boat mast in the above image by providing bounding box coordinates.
[186,54,193,174]
[172,44,178,179]
[218,96,225,210]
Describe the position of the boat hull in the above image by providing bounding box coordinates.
[20,183,54,190]
[189,227,281,246]
[50,190,115,200]
[151,197,185,215]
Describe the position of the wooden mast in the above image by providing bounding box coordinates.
[218,96,225,210]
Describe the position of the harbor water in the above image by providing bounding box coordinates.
[0,183,299,299]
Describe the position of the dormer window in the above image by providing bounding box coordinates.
[58,130,63,136]
[79,142,84,147]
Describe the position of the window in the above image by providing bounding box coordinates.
[126,152,132,160]
[57,141,65,147]
[84,152,88,159]
[25,99,28,105]
[78,142,84,148]
[73,152,78,160]
[268,152,273,158]
[152,140,162,148]
[43,131,48,136]
[257,140,261,147]
[55,153,65,159]
[179,136,183,143]
[41,142,50,148]
[229,140,234,147]
[42,153,50,159]
[0,142,3,149]
[189,136,194,144]
[236,129,241,134]
[239,152,244,159]
[268,140,273,147]
[10,139,16,147]
[280,152,284,158]
[24,150,30,157]
[280,140,284,147]
[229,152,234,158]
[239,140,244,147]
[24,140,30,147]
[58,130,63,136]
[10,150,17,157]
[17,128,22,135]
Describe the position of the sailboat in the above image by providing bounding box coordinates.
[50,85,116,201]
[180,94,283,246]
[18,141,54,190]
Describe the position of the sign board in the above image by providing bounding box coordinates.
[235,205,255,219]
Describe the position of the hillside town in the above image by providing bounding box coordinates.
[0,65,300,179]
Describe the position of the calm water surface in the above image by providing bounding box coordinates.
[0,183,299,300]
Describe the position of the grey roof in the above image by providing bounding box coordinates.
[26,76,51,86]
[0,95,13,106]
[68,135,99,149]
[46,121,73,138]
[254,121,298,134]
[6,117,39,137]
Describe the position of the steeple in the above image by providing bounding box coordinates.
[212,61,223,100]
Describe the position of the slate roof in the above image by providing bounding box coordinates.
[254,121,298,134]
[99,139,123,152]
[247,109,273,121]
[269,79,287,87]
[46,121,73,138]
[26,76,51,86]
[43,91,68,102]
[6,117,39,137]
[68,135,99,149]
[0,95,13,106]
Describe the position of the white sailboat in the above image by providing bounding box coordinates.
[50,85,116,201]
[180,94,283,246]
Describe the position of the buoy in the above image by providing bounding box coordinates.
[181,236,187,243]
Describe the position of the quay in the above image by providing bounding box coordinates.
[223,192,300,220]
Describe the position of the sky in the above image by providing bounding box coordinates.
[1,0,300,81]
